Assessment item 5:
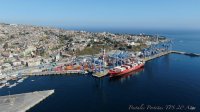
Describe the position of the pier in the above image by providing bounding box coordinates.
[93,73,107,78]
[144,51,172,62]
[145,50,200,62]
[92,70,108,78]
[94,50,199,78]
[0,90,54,112]
[171,51,200,57]
[18,50,200,78]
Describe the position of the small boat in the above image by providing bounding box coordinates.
[109,60,145,77]
[17,77,27,83]
[0,83,5,89]
[84,71,88,74]
[5,82,10,86]
[8,83,17,88]
[17,78,24,83]
[31,80,35,82]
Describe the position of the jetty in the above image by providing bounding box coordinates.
[144,51,171,62]
[17,50,199,78]
[92,70,108,78]
[0,90,54,112]
[171,51,200,57]
[145,50,200,62]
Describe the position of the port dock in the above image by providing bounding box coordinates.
[145,50,200,62]
[92,73,107,78]
[92,70,108,78]
[0,90,54,112]
[171,51,200,57]
[17,50,200,78]
[144,51,172,62]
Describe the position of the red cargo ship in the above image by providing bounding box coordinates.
[109,60,145,77]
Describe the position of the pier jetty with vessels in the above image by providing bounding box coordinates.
[0,90,54,112]
[1,50,199,80]
[18,50,200,78]
[144,51,171,61]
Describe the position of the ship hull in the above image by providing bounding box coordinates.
[109,64,144,77]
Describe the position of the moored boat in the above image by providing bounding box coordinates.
[109,60,145,77]
[0,83,6,89]
[17,77,27,83]
[8,83,17,88]
[5,82,10,86]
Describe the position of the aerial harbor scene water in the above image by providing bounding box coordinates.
[0,1,200,112]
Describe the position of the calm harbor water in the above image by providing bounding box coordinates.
[0,30,200,112]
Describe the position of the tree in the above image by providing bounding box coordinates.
[3,42,9,51]
[127,45,132,49]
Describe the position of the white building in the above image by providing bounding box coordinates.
[13,61,22,67]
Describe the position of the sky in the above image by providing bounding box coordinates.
[0,0,200,30]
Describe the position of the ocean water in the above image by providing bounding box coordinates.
[0,30,200,112]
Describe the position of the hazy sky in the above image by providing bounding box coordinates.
[0,0,200,30]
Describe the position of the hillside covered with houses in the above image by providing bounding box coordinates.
[0,23,166,72]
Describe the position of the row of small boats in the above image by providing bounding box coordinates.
[0,77,27,89]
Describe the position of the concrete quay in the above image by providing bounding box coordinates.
[7,50,198,79]
[92,70,108,78]
[0,90,54,112]
[88,50,200,78]
[22,70,86,76]
[145,50,200,62]
[171,50,200,57]
[144,51,172,62]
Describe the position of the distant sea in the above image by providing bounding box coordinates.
[0,29,200,112]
